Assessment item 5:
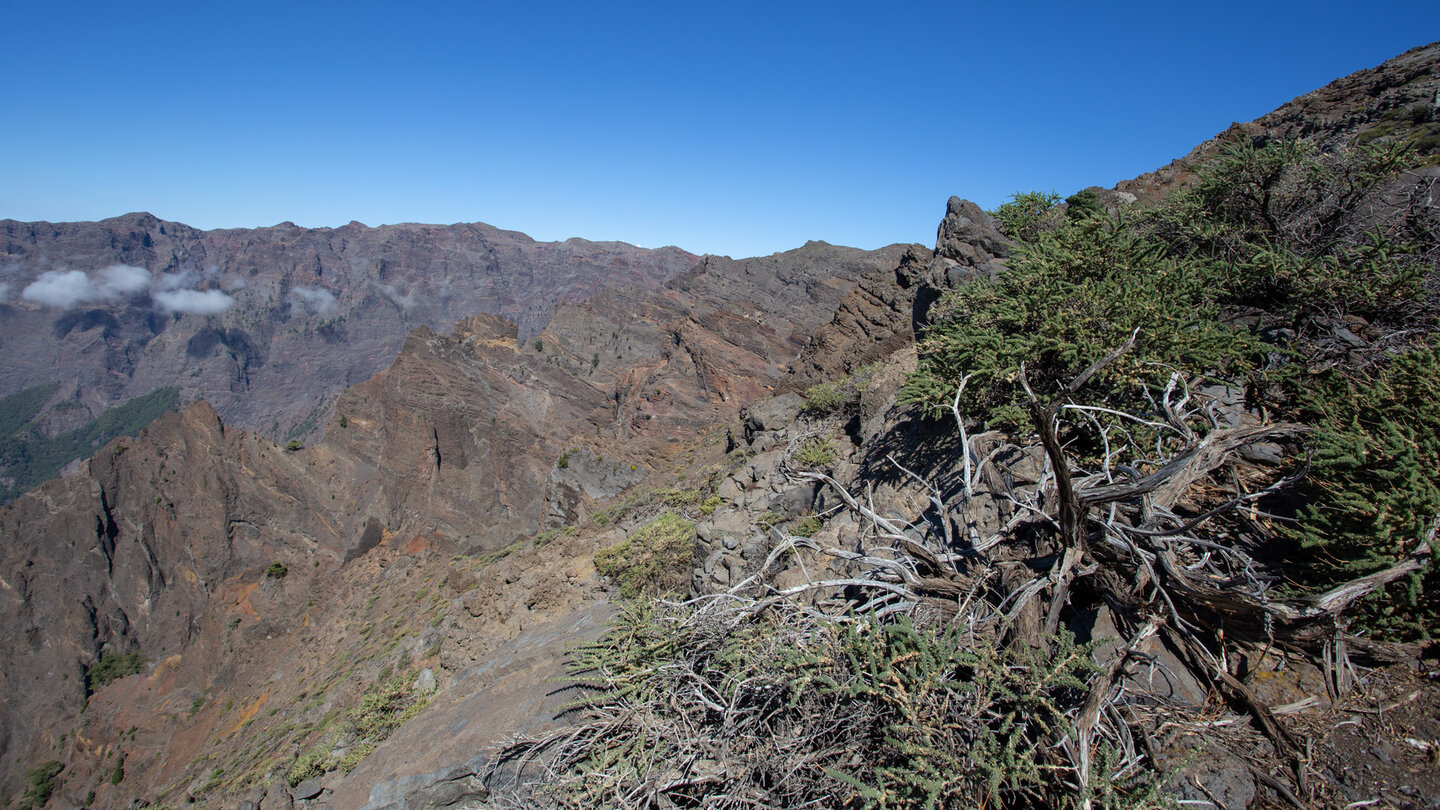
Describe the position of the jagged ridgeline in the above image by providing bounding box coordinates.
[0,383,179,503]
[489,140,1438,808]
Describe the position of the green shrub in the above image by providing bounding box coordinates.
[110,752,125,785]
[793,437,837,469]
[86,652,148,693]
[285,439,302,452]
[800,382,844,415]
[989,190,1061,241]
[699,495,723,516]
[1064,188,1103,221]
[518,601,1160,809]
[594,513,695,598]
[790,516,823,538]
[557,450,570,469]
[1285,345,1440,637]
[264,562,288,579]
[904,214,1261,432]
[19,761,62,810]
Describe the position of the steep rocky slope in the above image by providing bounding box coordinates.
[0,236,909,806]
[1119,40,1440,202]
[0,213,698,449]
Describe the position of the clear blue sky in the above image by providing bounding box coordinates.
[2,1,1436,258]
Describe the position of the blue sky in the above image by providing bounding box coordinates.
[2,2,1436,258]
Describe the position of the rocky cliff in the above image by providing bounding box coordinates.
[0,213,698,450]
[0,234,911,805]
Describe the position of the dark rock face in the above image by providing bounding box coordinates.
[0,214,698,444]
[780,198,1009,391]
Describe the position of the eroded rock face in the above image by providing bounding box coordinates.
[0,237,914,803]
[0,214,698,445]
[0,401,381,794]
[782,198,1010,392]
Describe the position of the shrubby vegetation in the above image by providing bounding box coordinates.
[19,761,63,810]
[909,137,1439,636]
[593,512,695,598]
[498,137,1439,807]
[495,601,1166,809]
[86,651,149,694]
[0,386,180,503]
[287,669,434,786]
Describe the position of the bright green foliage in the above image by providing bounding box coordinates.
[0,382,60,439]
[904,217,1260,430]
[264,562,288,579]
[990,191,1061,242]
[19,761,62,810]
[86,652,148,694]
[1286,346,1440,637]
[908,137,1439,638]
[1064,189,1103,222]
[110,753,125,785]
[1144,139,1426,316]
[793,436,838,468]
[790,515,823,537]
[594,513,695,598]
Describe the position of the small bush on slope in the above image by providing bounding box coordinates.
[494,600,1168,809]
[593,512,695,598]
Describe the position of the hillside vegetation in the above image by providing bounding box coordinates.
[0,385,179,503]
[490,139,1439,809]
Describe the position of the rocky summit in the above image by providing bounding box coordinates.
[1,41,1439,810]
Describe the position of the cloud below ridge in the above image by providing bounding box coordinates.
[288,286,337,315]
[154,288,236,315]
[19,264,239,314]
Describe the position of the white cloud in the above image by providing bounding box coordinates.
[17,264,246,315]
[95,265,151,297]
[154,288,236,315]
[154,270,197,291]
[0,281,11,303]
[22,270,98,308]
[378,283,415,310]
[289,286,337,315]
[21,265,152,308]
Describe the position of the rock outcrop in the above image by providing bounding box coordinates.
[780,197,1010,392]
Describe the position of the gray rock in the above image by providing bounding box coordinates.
[401,766,488,808]
[768,484,817,518]
[742,394,805,446]
[260,782,295,810]
[1240,441,1285,466]
[412,668,437,694]
[292,777,326,800]
[1170,748,1256,809]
